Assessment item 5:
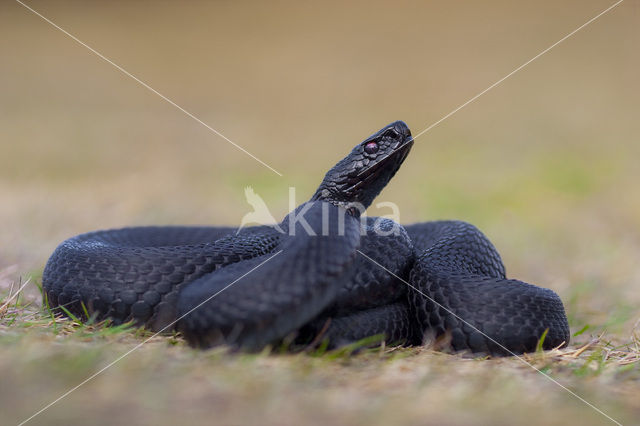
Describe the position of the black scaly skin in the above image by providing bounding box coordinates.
[308,221,569,353]
[178,202,361,350]
[42,120,570,355]
[301,302,413,348]
[325,217,414,316]
[42,226,279,331]
[296,217,415,346]
[405,221,569,354]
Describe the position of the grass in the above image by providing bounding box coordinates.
[1,273,639,426]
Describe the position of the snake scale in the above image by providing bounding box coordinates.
[43,121,570,355]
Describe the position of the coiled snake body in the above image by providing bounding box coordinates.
[43,121,569,354]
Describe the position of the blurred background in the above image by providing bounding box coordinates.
[1,1,639,335]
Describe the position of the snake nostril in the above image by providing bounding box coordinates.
[393,121,410,137]
[382,128,399,139]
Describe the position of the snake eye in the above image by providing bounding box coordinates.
[364,142,378,154]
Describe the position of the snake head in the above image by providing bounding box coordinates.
[310,120,413,213]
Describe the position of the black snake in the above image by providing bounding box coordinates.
[43,121,570,355]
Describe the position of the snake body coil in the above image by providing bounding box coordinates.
[43,121,570,354]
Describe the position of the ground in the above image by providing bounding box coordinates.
[1,299,638,425]
[1,1,639,425]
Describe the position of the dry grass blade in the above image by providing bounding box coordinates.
[0,277,32,317]
[567,338,601,358]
